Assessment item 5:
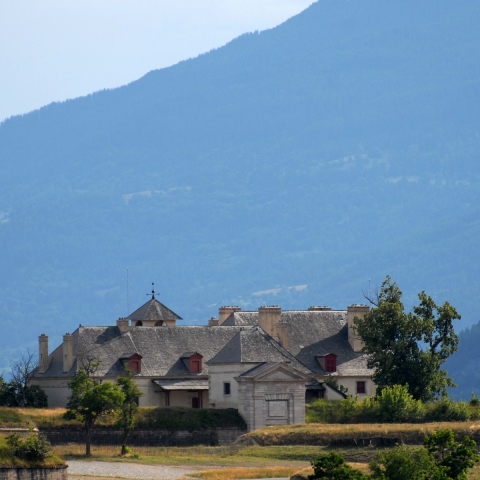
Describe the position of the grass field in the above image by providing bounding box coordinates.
[238,421,480,446]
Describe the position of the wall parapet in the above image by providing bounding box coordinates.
[40,428,245,447]
[0,466,67,480]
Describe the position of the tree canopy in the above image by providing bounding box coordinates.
[354,276,461,402]
[64,365,124,457]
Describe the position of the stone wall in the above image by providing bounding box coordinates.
[0,467,67,480]
[41,428,245,447]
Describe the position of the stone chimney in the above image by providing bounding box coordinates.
[218,306,242,325]
[38,334,49,373]
[347,304,369,352]
[308,306,332,311]
[63,333,74,373]
[258,306,281,337]
[275,321,288,349]
[117,317,129,333]
[208,317,219,327]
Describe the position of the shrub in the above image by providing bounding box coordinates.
[306,398,361,424]
[5,431,51,463]
[136,407,247,431]
[370,445,438,480]
[361,385,425,423]
[469,393,480,407]
[309,452,369,479]
[427,398,471,422]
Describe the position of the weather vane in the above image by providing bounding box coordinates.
[147,282,157,300]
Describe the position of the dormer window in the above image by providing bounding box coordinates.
[315,353,337,373]
[120,353,143,374]
[325,355,336,373]
[180,352,203,373]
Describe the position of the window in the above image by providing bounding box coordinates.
[130,359,141,373]
[325,355,336,372]
[191,360,201,372]
[223,382,231,396]
[356,381,366,394]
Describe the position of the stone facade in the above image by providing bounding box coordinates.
[235,363,310,432]
[0,468,67,480]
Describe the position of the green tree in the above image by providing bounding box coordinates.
[324,374,349,395]
[354,276,460,401]
[63,365,124,457]
[116,368,144,455]
[309,452,369,479]
[369,444,446,480]
[424,429,480,479]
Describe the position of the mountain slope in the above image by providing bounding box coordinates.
[0,0,479,367]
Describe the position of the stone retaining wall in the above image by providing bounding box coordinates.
[41,428,245,447]
[0,467,67,480]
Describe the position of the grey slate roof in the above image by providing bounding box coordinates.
[34,308,371,382]
[207,327,312,375]
[222,312,258,326]
[128,298,182,322]
[220,310,372,377]
[153,379,209,390]
[282,311,371,376]
[36,325,247,378]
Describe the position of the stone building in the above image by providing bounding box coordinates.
[30,294,374,431]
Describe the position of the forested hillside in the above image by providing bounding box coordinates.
[447,321,480,400]
[0,0,479,381]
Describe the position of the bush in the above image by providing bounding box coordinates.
[370,445,438,480]
[469,393,480,407]
[427,398,471,422]
[306,398,361,424]
[5,431,51,463]
[309,452,369,479]
[136,407,247,431]
[362,385,425,423]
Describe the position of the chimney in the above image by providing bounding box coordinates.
[117,317,129,333]
[275,321,288,349]
[218,306,242,325]
[258,306,281,337]
[347,304,369,352]
[38,334,49,373]
[63,333,74,373]
[208,317,219,327]
[308,306,332,311]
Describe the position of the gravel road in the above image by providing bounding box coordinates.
[67,460,198,479]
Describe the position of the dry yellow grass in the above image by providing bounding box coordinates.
[188,466,299,479]
[239,422,480,446]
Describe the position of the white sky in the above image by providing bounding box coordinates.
[0,0,315,122]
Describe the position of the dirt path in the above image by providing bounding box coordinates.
[67,460,199,480]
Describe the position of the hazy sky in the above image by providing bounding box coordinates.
[0,0,314,122]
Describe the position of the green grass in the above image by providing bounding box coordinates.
[0,435,65,468]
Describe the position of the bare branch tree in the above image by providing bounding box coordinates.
[362,285,380,307]
[11,350,37,407]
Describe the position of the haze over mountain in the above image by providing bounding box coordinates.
[1,0,479,393]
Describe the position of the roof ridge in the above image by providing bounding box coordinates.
[258,326,314,375]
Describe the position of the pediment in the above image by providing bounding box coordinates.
[242,362,311,381]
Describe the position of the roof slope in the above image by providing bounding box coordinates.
[128,298,182,322]
[37,325,246,378]
[220,310,371,376]
[208,327,312,375]
[282,311,371,376]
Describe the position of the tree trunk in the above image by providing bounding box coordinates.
[86,422,92,457]
[121,427,130,455]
